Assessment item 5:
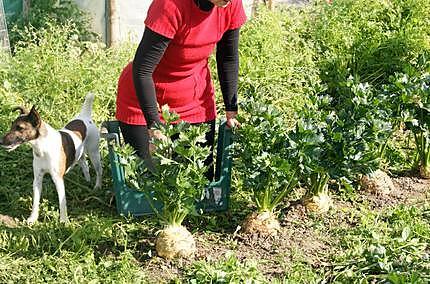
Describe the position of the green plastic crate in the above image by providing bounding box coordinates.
[102,120,233,216]
[3,0,22,18]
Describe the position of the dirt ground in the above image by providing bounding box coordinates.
[143,176,430,282]
[2,176,427,282]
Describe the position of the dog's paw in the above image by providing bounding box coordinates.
[59,216,69,224]
[26,216,38,225]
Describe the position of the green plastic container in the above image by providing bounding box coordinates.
[102,120,233,216]
[3,0,22,18]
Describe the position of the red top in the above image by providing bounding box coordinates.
[115,0,247,125]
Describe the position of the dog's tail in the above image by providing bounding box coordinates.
[79,92,95,117]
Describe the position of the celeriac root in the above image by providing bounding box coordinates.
[242,211,280,236]
[419,164,430,179]
[156,224,196,260]
[360,169,395,195]
[303,191,333,214]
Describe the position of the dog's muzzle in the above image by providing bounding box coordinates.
[0,136,22,151]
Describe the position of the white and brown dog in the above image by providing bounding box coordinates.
[0,93,102,223]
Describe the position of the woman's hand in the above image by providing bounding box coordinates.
[148,128,168,153]
[226,111,240,128]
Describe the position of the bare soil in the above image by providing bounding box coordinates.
[142,177,430,282]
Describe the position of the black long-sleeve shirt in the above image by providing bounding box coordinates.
[132,0,240,128]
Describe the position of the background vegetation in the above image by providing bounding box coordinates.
[0,0,429,282]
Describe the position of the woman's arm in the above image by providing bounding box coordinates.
[132,28,171,128]
[216,28,241,127]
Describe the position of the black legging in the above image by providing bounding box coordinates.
[119,120,216,181]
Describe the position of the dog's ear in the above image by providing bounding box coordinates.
[28,106,41,128]
[12,106,28,115]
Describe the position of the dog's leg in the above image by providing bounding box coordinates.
[89,150,102,189]
[51,173,68,223]
[78,157,91,182]
[87,140,102,189]
[27,170,44,224]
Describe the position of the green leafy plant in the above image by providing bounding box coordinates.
[0,23,132,127]
[331,205,430,282]
[286,98,333,213]
[235,100,297,235]
[143,107,210,226]
[309,0,430,181]
[323,79,396,196]
[236,7,320,125]
[117,106,211,259]
[312,0,430,92]
[384,72,430,177]
[184,253,267,283]
[287,78,394,203]
[322,79,393,178]
[7,0,97,50]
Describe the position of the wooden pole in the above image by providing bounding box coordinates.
[108,0,120,47]
[22,0,31,21]
[267,0,273,11]
[251,0,259,17]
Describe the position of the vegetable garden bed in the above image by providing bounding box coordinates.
[0,0,429,282]
[135,176,430,283]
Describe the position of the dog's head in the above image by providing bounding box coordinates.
[0,106,42,151]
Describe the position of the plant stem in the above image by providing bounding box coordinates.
[256,188,272,213]
[379,125,397,160]
[255,175,273,213]
[413,131,430,169]
[270,171,298,211]
[164,207,188,227]
[309,172,330,196]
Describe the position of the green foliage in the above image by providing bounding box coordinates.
[285,107,329,197]
[0,23,144,281]
[234,100,297,213]
[330,205,430,282]
[383,73,430,171]
[317,79,393,178]
[184,253,267,284]
[117,107,211,226]
[0,23,133,128]
[312,0,430,92]
[7,0,96,50]
[0,251,146,283]
[287,78,393,195]
[286,100,330,196]
[237,7,320,124]
[0,1,429,282]
[0,215,150,283]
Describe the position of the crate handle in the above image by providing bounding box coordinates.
[214,121,233,181]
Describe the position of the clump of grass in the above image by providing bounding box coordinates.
[329,204,430,282]
[312,0,430,91]
[0,23,133,128]
[236,7,320,125]
[7,0,97,50]
[184,252,267,283]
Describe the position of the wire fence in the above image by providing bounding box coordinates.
[0,0,11,55]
